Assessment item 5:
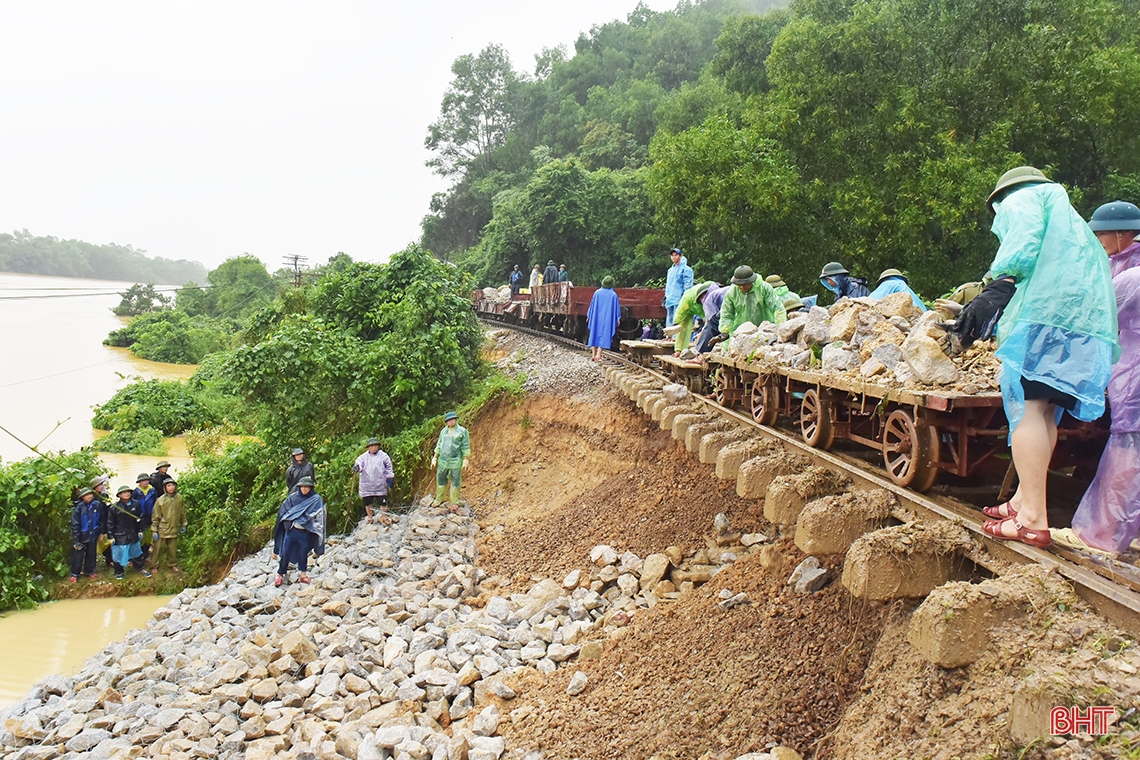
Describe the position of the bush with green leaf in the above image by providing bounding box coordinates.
[93,427,168,456]
[104,310,233,365]
[92,378,224,435]
[0,450,102,609]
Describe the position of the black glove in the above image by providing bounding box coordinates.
[949,279,1015,349]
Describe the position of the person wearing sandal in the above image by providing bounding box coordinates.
[272,476,326,587]
[964,168,1118,548]
[432,411,471,511]
[353,437,394,525]
[1068,201,1140,554]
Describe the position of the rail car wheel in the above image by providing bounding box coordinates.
[882,409,941,492]
[713,367,735,407]
[751,378,780,426]
[800,388,835,450]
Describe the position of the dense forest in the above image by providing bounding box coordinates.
[422,0,1140,297]
[0,229,206,285]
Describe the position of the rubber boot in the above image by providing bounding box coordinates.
[450,485,461,506]
[433,485,447,506]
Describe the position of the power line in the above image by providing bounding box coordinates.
[282,255,309,288]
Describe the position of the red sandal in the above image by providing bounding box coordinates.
[982,501,1018,519]
[982,517,1051,548]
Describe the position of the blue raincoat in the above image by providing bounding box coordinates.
[587,287,621,349]
[820,274,869,301]
[990,183,1118,432]
[665,256,693,308]
[272,490,327,558]
[868,277,926,310]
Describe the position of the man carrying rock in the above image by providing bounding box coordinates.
[353,437,395,525]
[150,478,187,573]
[719,265,786,338]
[431,411,471,512]
[285,447,315,494]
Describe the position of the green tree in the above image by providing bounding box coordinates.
[112,283,171,316]
[425,44,521,177]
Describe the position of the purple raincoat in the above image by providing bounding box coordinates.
[1073,240,1140,552]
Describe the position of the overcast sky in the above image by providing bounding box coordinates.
[0,1,677,271]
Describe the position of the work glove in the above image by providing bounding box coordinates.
[386,477,394,490]
[153,531,159,542]
[109,538,116,545]
[179,526,186,535]
[73,543,84,551]
[933,299,964,319]
[663,324,682,337]
[462,459,470,471]
[430,456,437,469]
[945,279,1015,351]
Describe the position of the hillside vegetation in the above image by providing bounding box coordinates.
[0,229,206,285]
[424,0,1140,297]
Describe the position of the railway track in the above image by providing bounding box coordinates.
[481,315,1140,634]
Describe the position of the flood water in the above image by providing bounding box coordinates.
[0,271,195,475]
[0,272,196,709]
[0,596,173,709]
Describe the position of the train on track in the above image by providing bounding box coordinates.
[471,283,666,346]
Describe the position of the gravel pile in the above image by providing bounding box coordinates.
[485,328,603,397]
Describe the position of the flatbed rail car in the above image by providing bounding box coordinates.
[473,283,666,347]
[646,351,1107,494]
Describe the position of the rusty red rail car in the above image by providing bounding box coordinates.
[472,283,665,347]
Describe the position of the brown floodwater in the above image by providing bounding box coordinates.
[0,596,173,709]
[0,271,195,466]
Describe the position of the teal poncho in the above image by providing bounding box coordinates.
[990,183,1118,431]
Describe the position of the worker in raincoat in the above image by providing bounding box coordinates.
[819,262,870,302]
[668,281,718,353]
[868,269,926,310]
[272,476,326,587]
[587,276,621,360]
[1069,201,1140,554]
[431,412,471,511]
[960,167,1117,548]
[719,265,786,337]
[543,260,559,285]
[765,275,799,303]
[664,248,693,326]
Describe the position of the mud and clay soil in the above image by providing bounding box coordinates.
[428,331,1140,758]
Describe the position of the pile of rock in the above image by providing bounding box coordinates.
[481,287,513,304]
[714,291,1001,392]
[485,328,602,396]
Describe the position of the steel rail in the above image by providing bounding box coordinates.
[480,315,1140,632]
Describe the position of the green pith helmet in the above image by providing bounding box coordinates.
[136,473,151,483]
[601,276,614,288]
[987,166,1049,211]
[547,260,555,266]
[731,266,757,285]
[89,475,106,489]
[116,485,133,496]
[693,281,715,299]
[444,411,459,422]
[163,479,177,488]
[1088,201,1140,232]
[296,476,316,487]
[819,262,849,278]
[366,437,381,447]
[156,460,172,469]
[765,275,786,289]
[783,295,804,311]
[877,268,907,284]
[76,487,94,499]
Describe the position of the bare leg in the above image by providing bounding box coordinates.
[1004,399,1056,532]
[365,503,374,523]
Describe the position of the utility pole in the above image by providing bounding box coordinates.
[282,254,309,288]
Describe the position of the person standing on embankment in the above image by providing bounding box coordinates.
[150,479,187,573]
[272,476,326,587]
[353,437,394,525]
[431,412,470,512]
[69,487,102,583]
